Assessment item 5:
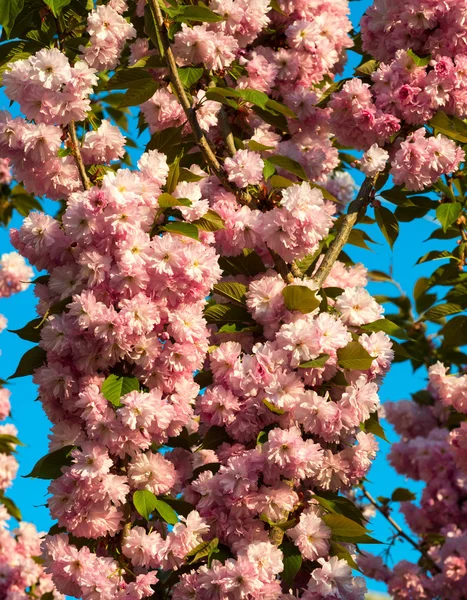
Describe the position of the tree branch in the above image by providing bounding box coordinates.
[68,121,91,191]
[148,0,235,189]
[313,177,374,287]
[361,486,441,574]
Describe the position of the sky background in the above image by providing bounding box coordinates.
[0,0,449,596]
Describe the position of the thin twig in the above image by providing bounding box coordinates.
[148,0,234,189]
[361,486,441,574]
[68,121,91,191]
[313,177,374,287]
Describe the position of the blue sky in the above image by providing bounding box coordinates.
[0,0,448,594]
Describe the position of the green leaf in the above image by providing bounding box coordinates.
[146,125,185,160]
[374,205,399,249]
[179,167,205,183]
[329,541,359,570]
[248,140,275,152]
[0,493,22,521]
[101,374,140,408]
[337,341,374,370]
[361,412,389,442]
[347,229,376,250]
[0,0,24,36]
[423,302,463,322]
[133,490,158,520]
[280,541,302,585]
[9,318,43,343]
[176,5,225,22]
[10,193,42,216]
[178,66,204,88]
[436,202,462,232]
[430,111,467,143]
[107,68,154,90]
[213,282,247,305]
[204,303,252,325]
[191,462,221,480]
[361,318,409,340]
[194,370,213,389]
[43,0,72,16]
[263,399,285,415]
[158,193,192,209]
[187,538,219,563]
[162,222,199,240]
[355,59,379,75]
[193,210,225,232]
[367,271,393,285]
[263,158,276,180]
[219,249,266,277]
[406,49,431,67]
[323,513,368,538]
[314,491,365,525]
[298,353,330,369]
[133,490,179,524]
[26,445,74,479]
[391,488,416,502]
[267,155,308,180]
[118,80,157,107]
[9,346,46,379]
[416,249,457,264]
[200,425,231,450]
[159,496,195,517]
[269,174,294,188]
[441,315,467,347]
[282,286,320,314]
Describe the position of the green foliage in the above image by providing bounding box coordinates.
[9,346,47,379]
[26,445,75,479]
[162,222,200,240]
[298,353,330,369]
[337,341,374,370]
[374,205,399,248]
[212,282,247,305]
[0,0,24,37]
[101,374,140,407]
[282,286,320,313]
[280,541,302,585]
[133,490,179,524]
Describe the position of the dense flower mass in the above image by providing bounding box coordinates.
[358,363,467,598]
[0,387,64,599]
[2,0,467,598]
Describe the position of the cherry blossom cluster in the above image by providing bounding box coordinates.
[0,251,32,334]
[358,362,467,598]
[1,0,448,597]
[140,0,354,187]
[0,388,64,599]
[80,3,136,70]
[329,4,467,190]
[361,0,467,64]
[167,262,391,600]
[0,502,65,600]
[0,109,127,201]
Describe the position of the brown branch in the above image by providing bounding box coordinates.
[361,486,441,574]
[68,121,91,191]
[217,108,237,157]
[313,177,374,287]
[148,0,235,190]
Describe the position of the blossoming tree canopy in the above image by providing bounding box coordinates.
[0,0,467,598]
